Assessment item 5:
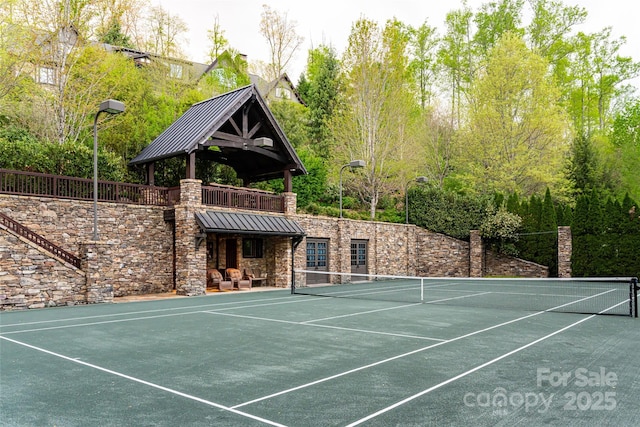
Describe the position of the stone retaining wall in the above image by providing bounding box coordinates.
[0,188,556,309]
[0,194,174,309]
[485,250,549,277]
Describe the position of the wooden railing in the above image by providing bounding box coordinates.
[0,169,170,206]
[0,169,286,213]
[0,212,81,268]
[202,184,284,213]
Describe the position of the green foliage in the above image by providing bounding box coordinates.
[479,206,523,256]
[460,32,570,195]
[566,133,600,196]
[409,186,491,240]
[571,192,640,277]
[0,138,126,182]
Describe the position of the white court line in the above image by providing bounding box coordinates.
[0,335,287,427]
[231,309,547,409]
[0,293,303,328]
[232,288,621,410]
[300,302,422,323]
[344,293,624,426]
[201,310,445,342]
[0,296,327,335]
[344,314,596,426]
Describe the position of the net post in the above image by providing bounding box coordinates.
[420,278,424,303]
[632,277,638,318]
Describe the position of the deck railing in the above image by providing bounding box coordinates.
[202,184,284,213]
[0,169,285,213]
[0,169,170,205]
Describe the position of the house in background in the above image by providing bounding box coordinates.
[29,24,302,105]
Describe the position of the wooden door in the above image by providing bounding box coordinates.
[225,238,237,269]
[306,238,329,284]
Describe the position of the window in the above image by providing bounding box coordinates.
[275,87,291,99]
[169,63,183,79]
[38,67,55,85]
[242,238,264,258]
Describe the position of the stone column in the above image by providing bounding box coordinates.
[174,179,206,296]
[469,230,484,277]
[80,242,115,304]
[283,192,297,215]
[273,237,292,287]
[557,226,572,278]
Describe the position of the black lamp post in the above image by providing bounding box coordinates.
[93,99,125,240]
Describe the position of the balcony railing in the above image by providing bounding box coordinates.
[0,169,285,213]
[202,184,284,213]
[0,169,170,205]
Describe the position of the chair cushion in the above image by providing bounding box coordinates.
[209,269,223,281]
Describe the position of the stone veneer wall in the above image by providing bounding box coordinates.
[0,194,173,309]
[174,180,206,295]
[485,250,549,277]
[415,229,470,277]
[0,231,85,309]
[557,226,572,278]
[0,187,561,309]
[293,215,473,286]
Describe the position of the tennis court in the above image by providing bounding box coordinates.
[1,274,639,426]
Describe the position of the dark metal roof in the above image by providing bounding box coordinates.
[130,86,251,165]
[129,84,307,183]
[195,211,306,237]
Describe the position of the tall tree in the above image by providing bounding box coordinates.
[460,32,570,195]
[438,5,474,127]
[304,45,341,155]
[332,18,417,219]
[566,133,601,196]
[205,14,228,62]
[141,5,188,58]
[420,106,456,188]
[473,0,524,56]
[259,4,303,81]
[409,21,439,110]
[526,0,587,103]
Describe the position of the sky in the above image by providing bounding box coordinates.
[152,0,639,89]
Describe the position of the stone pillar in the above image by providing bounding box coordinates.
[273,237,292,287]
[469,230,484,277]
[406,225,417,276]
[557,226,572,278]
[283,192,297,215]
[174,179,206,296]
[80,242,115,304]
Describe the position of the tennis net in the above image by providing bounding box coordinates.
[293,270,639,317]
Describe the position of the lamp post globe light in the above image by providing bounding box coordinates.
[339,160,365,218]
[93,99,125,241]
[405,176,428,224]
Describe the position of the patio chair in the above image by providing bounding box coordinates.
[208,268,233,291]
[226,268,251,290]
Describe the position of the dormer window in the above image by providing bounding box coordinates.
[275,87,291,99]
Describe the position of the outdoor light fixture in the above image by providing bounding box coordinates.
[253,137,273,148]
[405,176,428,224]
[93,99,125,241]
[339,160,366,218]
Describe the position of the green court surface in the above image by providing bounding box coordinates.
[1,284,639,426]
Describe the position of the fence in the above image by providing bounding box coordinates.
[0,169,285,213]
[201,184,284,213]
